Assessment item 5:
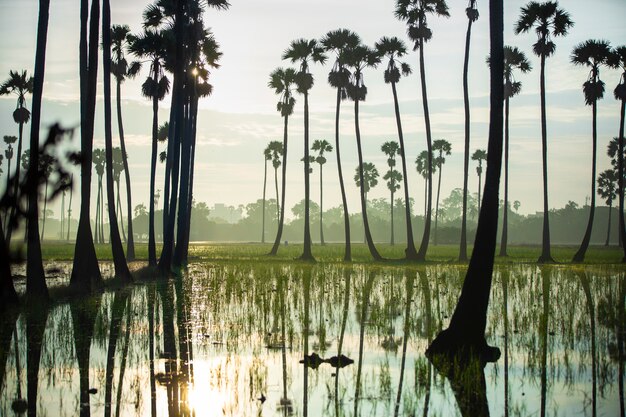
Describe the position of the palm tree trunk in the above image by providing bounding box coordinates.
[300,91,314,260]
[499,97,510,256]
[426,0,503,359]
[478,170,482,212]
[4,156,11,232]
[60,191,65,239]
[605,201,612,246]
[41,183,48,240]
[333,88,351,261]
[116,180,126,242]
[26,0,51,299]
[320,163,325,245]
[262,159,267,243]
[70,0,102,294]
[26,305,49,417]
[66,174,73,241]
[0,219,18,306]
[390,190,395,245]
[148,64,159,266]
[417,39,433,261]
[104,291,128,417]
[173,97,194,267]
[460,14,474,262]
[391,81,417,259]
[572,100,598,262]
[7,121,25,244]
[95,178,101,243]
[355,98,383,260]
[116,78,135,260]
[618,98,626,261]
[274,166,280,220]
[181,97,199,264]
[538,54,554,263]
[103,0,131,283]
[269,114,289,255]
[100,178,105,243]
[434,161,442,245]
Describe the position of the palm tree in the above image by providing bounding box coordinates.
[268,68,297,256]
[495,46,531,257]
[129,27,169,266]
[382,141,402,245]
[92,148,105,244]
[267,141,283,220]
[395,0,450,260]
[283,39,326,261]
[513,200,521,213]
[0,71,33,244]
[515,0,573,263]
[415,150,435,217]
[375,36,418,259]
[102,0,132,282]
[111,24,141,261]
[39,154,54,241]
[608,46,626,260]
[571,40,611,262]
[459,0,479,262]
[312,139,332,245]
[112,147,126,242]
[472,149,487,212]
[432,139,451,245]
[261,144,272,243]
[322,29,360,261]
[2,135,17,232]
[345,44,382,260]
[354,162,379,203]
[597,169,617,246]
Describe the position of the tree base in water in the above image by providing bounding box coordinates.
[426,328,501,365]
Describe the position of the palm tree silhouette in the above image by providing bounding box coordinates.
[312,139,332,245]
[112,147,126,242]
[39,154,54,241]
[103,0,132,282]
[376,36,418,258]
[354,161,380,244]
[0,71,33,244]
[381,141,402,245]
[597,169,617,246]
[268,68,297,256]
[92,148,105,244]
[283,39,326,261]
[608,46,626,261]
[493,46,531,257]
[513,200,521,213]
[395,0,450,260]
[432,139,451,245]
[459,0,479,262]
[515,0,573,263]
[415,150,435,217]
[2,135,17,232]
[111,24,141,261]
[571,39,611,262]
[261,143,272,243]
[472,149,487,212]
[345,44,382,260]
[268,140,283,220]
[322,29,360,261]
[129,26,169,266]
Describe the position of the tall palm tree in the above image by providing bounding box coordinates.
[382,141,402,245]
[2,135,17,232]
[322,29,360,261]
[472,148,487,212]
[432,139,451,245]
[0,71,33,244]
[415,150,435,217]
[495,46,531,257]
[597,169,617,246]
[608,46,626,261]
[354,162,379,203]
[92,148,106,244]
[129,27,169,266]
[261,144,272,243]
[459,0,479,261]
[283,39,326,261]
[102,0,132,282]
[311,139,332,245]
[345,44,382,260]
[39,154,54,241]
[515,0,573,263]
[112,147,126,242]
[268,140,283,219]
[395,0,450,260]
[571,40,611,262]
[111,24,141,261]
[26,0,52,298]
[376,36,417,259]
[268,68,297,256]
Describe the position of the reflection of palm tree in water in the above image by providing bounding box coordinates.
[501,269,510,417]
[539,267,551,417]
[394,270,414,417]
[578,271,597,417]
[354,271,375,417]
[334,267,351,415]
[278,274,293,415]
[419,271,433,417]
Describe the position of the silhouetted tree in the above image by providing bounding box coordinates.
[345,44,382,260]
[39,154,54,240]
[433,139,451,245]
[112,147,126,241]
[376,36,418,258]
[268,140,283,218]
[92,148,105,244]
[268,67,297,256]
[515,0,573,263]
[283,39,326,261]
[322,29,360,261]
[415,150,435,217]
[3,135,17,232]
[312,139,332,245]
[395,0,450,260]
[381,141,402,245]
[597,169,617,246]
[571,40,611,262]
[472,149,487,212]
[261,143,271,243]
[460,0,479,262]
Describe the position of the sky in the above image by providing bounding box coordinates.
[0,0,625,224]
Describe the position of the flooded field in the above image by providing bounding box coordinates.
[1,263,624,416]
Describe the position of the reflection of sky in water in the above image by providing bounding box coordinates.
[0,264,622,416]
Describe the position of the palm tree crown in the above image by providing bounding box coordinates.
[608,46,626,101]
[472,148,487,173]
[0,70,34,124]
[394,0,450,49]
[571,40,611,106]
[282,39,327,93]
[355,162,379,195]
[269,68,297,117]
[514,1,573,58]
[375,36,412,84]
[111,25,142,84]
[322,29,360,96]
[496,46,532,99]
[344,45,380,101]
[597,169,617,206]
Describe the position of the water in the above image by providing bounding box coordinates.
[0,263,623,416]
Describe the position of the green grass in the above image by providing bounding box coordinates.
[25,240,626,265]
